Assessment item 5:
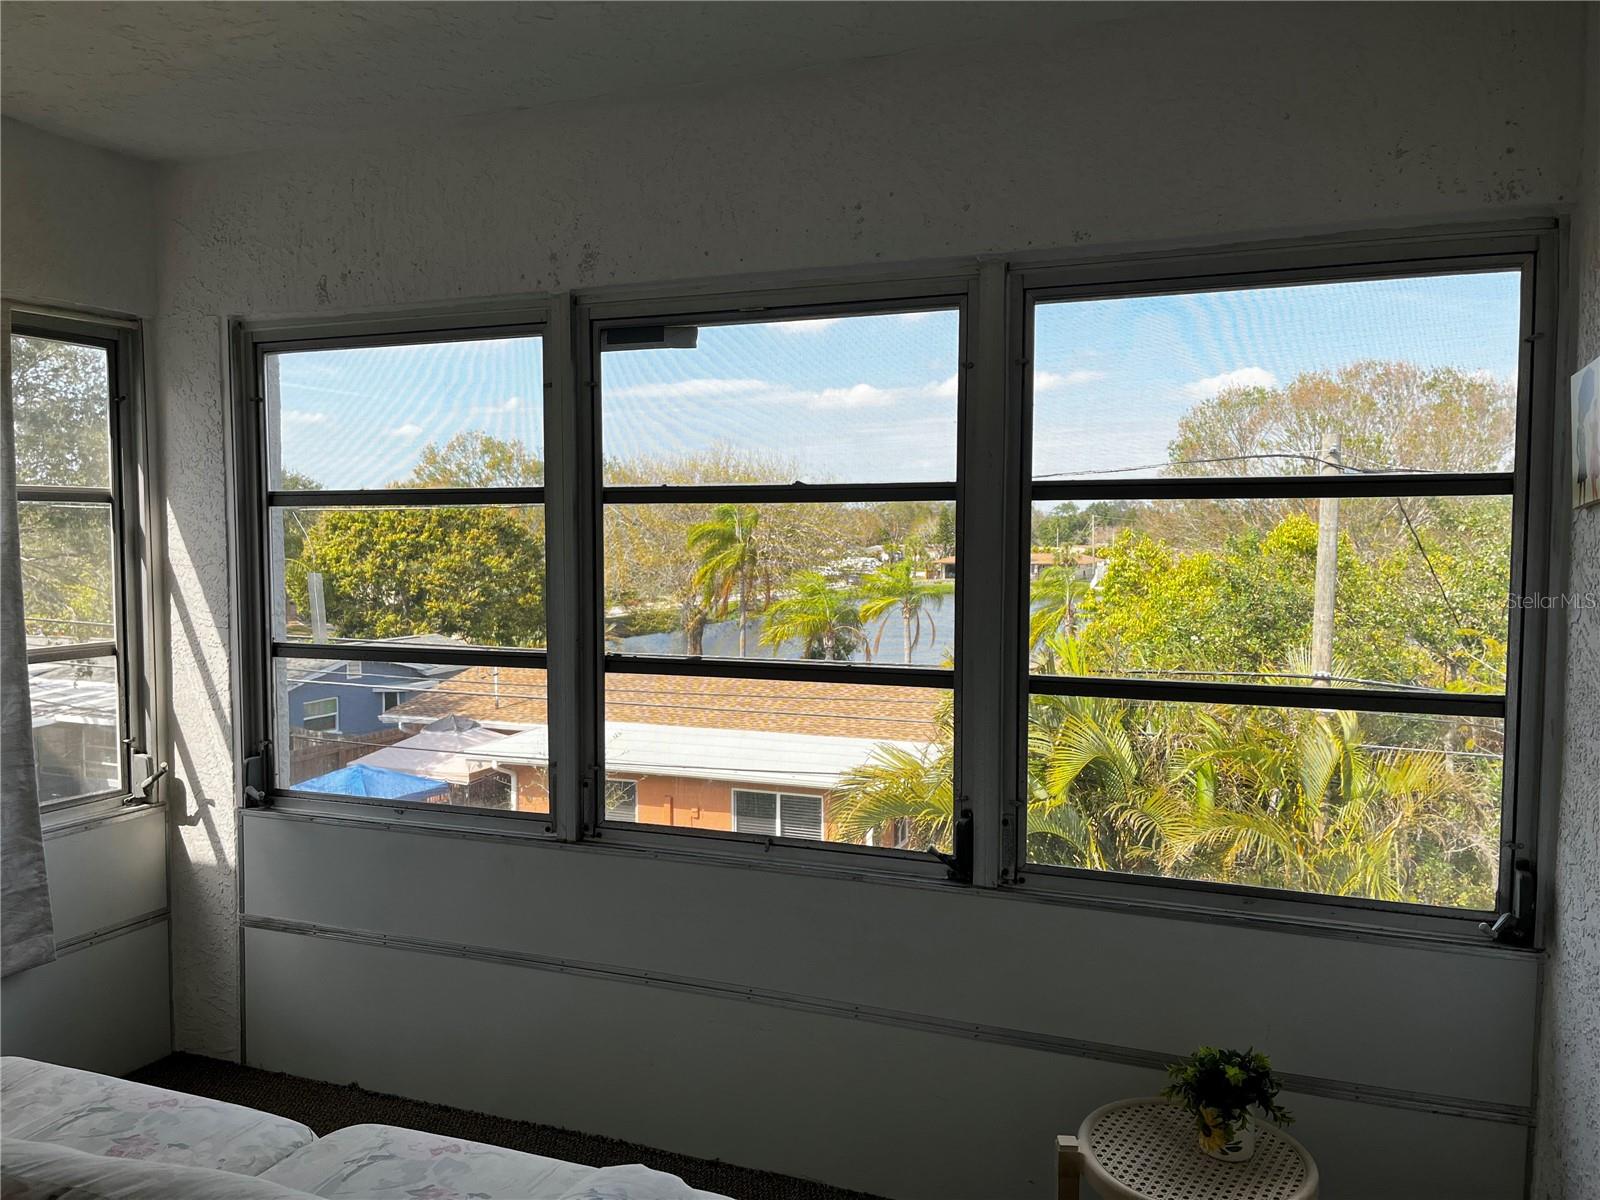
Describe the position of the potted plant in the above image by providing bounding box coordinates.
[1163,1046,1293,1162]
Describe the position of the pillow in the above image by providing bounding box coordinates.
[0,1138,317,1200]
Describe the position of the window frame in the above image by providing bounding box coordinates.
[733,787,826,841]
[230,305,559,833]
[229,224,1564,945]
[573,279,975,879]
[299,696,339,733]
[7,304,154,823]
[1005,229,1561,937]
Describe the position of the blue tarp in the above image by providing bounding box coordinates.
[296,763,451,801]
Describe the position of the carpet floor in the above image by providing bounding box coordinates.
[128,1054,887,1200]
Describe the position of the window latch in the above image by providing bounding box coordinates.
[930,809,974,883]
[242,751,271,808]
[128,753,168,803]
[1480,859,1534,944]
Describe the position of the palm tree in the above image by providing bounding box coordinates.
[829,692,955,851]
[687,505,763,656]
[859,553,937,665]
[1029,564,1092,648]
[759,572,864,660]
[1166,707,1485,903]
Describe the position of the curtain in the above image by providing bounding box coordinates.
[1,354,54,977]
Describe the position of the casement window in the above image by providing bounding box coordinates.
[733,789,825,841]
[7,308,151,817]
[238,318,553,822]
[1013,236,1556,931]
[588,295,964,857]
[233,228,1559,939]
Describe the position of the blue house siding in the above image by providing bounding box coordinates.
[286,662,440,735]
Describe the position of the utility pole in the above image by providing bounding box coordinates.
[1310,433,1341,685]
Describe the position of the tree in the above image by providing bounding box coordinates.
[285,434,546,645]
[1029,565,1092,648]
[829,692,955,851]
[11,336,115,644]
[759,572,864,660]
[688,504,766,656]
[858,553,938,665]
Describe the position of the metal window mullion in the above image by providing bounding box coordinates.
[602,482,956,506]
[545,293,586,842]
[268,486,546,508]
[603,653,950,690]
[1029,473,1514,503]
[1026,673,1504,719]
[271,641,548,669]
[16,486,116,504]
[956,260,1014,889]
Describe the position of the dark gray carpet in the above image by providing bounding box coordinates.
[129,1054,887,1200]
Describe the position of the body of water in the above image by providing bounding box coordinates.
[617,589,956,666]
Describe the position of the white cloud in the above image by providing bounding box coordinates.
[1182,367,1277,399]
[281,409,329,426]
[810,383,897,409]
[896,311,935,323]
[389,422,424,438]
[1034,369,1106,392]
[775,318,843,335]
[609,377,774,401]
[932,373,960,399]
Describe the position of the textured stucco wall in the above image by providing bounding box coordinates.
[154,1,1587,1066]
[1532,8,1600,1197]
[2,117,159,316]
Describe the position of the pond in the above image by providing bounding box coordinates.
[616,589,958,667]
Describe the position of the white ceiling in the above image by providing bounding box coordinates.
[1,1,1153,163]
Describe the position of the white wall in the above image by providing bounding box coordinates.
[1531,6,1600,1197]
[141,4,1586,1196]
[1,119,170,1076]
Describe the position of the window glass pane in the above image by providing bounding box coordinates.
[29,657,121,802]
[1028,495,1512,694]
[600,309,959,484]
[275,659,550,814]
[779,792,825,841]
[604,501,955,666]
[265,335,543,490]
[19,502,116,648]
[733,790,778,836]
[1025,697,1502,910]
[1031,272,1521,481]
[604,779,639,823]
[272,505,546,650]
[603,676,951,849]
[10,334,111,488]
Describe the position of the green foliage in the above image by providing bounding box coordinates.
[759,572,865,660]
[285,433,545,646]
[1163,1047,1292,1133]
[688,504,767,656]
[858,552,939,665]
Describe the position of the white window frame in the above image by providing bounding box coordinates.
[733,788,825,841]
[300,696,339,734]
[6,303,157,825]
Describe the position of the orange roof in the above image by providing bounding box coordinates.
[390,665,942,743]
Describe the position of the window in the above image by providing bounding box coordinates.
[733,789,825,840]
[594,301,962,851]
[300,697,338,733]
[250,323,551,819]
[604,779,638,823]
[1020,263,1535,914]
[234,230,1558,936]
[9,311,147,813]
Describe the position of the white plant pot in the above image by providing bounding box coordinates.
[1199,1109,1258,1162]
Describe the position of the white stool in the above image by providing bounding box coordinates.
[1058,1098,1319,1200]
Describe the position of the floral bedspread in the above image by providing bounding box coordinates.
[0,1057,314,1177]
[258,1124,730,1200]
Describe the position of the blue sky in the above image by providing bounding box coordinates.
[269,271,1520,489]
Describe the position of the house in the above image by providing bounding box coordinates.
[364,667,942,845]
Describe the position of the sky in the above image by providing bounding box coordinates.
[269,271,1521,490]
